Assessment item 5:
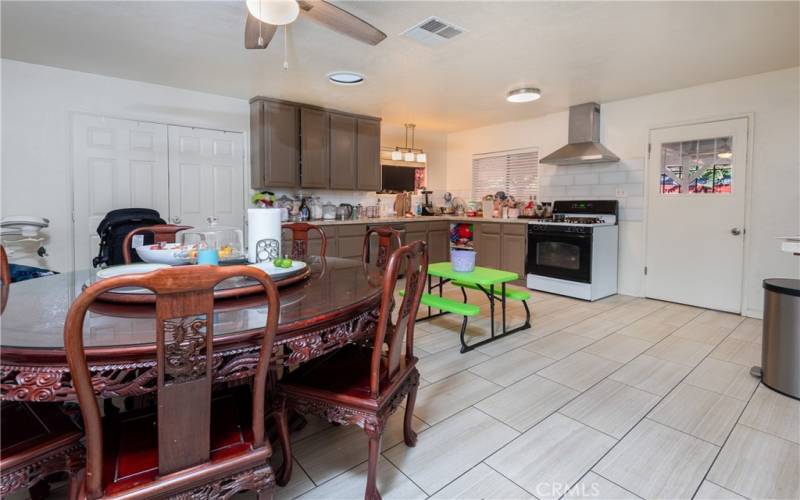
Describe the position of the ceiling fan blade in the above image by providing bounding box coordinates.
[244,11,277,49]
[297,0,386,46]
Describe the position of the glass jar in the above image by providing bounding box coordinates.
[178,217,245,262]
[322,202,336,220]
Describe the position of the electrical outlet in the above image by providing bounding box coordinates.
[615,188,626,197]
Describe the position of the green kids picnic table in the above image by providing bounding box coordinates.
[416,262,532,353]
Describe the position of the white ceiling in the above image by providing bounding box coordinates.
[2,1,798,132]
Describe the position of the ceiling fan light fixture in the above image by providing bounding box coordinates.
[507,87,541,103]
[328,71,365,85]
[246,0,300,26]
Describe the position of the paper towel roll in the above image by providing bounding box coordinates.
[247,208,282,263]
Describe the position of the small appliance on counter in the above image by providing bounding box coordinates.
[420,190,436,216]
[527,200,619,301]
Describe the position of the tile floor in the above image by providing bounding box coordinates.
[20,287,799,500]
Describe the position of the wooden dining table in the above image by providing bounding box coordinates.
[0,256,384,403]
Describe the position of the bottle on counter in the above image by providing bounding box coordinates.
[299,197,310,221]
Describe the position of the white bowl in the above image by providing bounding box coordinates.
[96,263,170,279]
[135,243,194,266]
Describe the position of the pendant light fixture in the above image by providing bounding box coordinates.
[390,124,427,163]
[246,0,300,26]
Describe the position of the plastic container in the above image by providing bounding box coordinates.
[178,217,244,262]
[451,247,476,273]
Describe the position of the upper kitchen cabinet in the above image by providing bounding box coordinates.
[300,107,330,189]
[250,98,299,189]
[330,113,357,190]
[356,118,381,191]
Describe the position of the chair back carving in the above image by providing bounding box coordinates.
[122,224,193,264]
[63,265,280,499]
[282,223,328,260]
[0,245,9,287]
[362,227,402,272]
[370,240,428,397]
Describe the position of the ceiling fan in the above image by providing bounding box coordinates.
[244,0,386,50]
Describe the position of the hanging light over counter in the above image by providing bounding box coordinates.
[389,124,427,164]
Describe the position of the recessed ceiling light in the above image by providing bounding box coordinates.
[507,87,541,103]
[328,71,365,85]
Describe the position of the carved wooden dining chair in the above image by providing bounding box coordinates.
[281,222,328,260]
[121,224,192,264]
[273,240,428,500]
[0,401,84,500]
[362,227,402,272]
[63,265,280,499]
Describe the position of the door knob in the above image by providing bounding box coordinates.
[731,227,742,235]
[172,216,182,224]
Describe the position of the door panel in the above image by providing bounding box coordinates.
[72,114,169,271]
[356,118,381,191]
[645,117,748,312]
[168,126,244,231]
[265,101,299,188]
[330,113,357,190]
[301,107,330,188]
[475,224,501,269]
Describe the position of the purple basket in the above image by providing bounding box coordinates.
[451,247,476,273]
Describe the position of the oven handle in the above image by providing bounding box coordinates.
[528,230,592,239]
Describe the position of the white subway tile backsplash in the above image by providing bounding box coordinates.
[567,185,592,196]
[574,173,600,185]
[625,196,644,209]
[543,186,567,198]
[599,171,628,184]
[620,207,643,221]
[549,175,575,186]
[591,185,617,196]
[620,183,644,197]
[628,170,645,184]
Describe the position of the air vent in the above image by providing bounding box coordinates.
[403,16,465,47]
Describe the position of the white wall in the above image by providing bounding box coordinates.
[446,67,800,317]
[1,59,447,272]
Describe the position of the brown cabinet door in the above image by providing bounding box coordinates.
[356,118,381,191]
[338,236,363,259]
[330,113,357,190]
[300,107,330,188]
[501,232,527,280]
[250,100,266,189]
[264,100,299,188]
[405,222,428,250]
[428,229,450,264]
[475,223,501,269]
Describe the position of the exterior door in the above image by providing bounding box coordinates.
[645,117,749,312]
[167,126,245,230]
[72,114,169,271]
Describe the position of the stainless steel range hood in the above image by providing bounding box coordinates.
[540,102,620,166]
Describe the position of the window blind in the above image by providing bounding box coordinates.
[472,148,539,201]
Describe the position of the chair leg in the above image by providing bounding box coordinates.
[257,489,274,500]
[273,400,293,487]
[403,376,419,447]
[364,425,383,500]
[67,469,83,500]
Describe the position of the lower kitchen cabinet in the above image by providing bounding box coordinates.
[405,222,428,248]
[427,221,450,264]
[336,224,367,259]
[500,224,527,284]
[475,223,502,269]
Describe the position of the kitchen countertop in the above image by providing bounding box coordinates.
[307,216,532,226]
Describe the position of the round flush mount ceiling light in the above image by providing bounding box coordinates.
[506,87,542,103]
[246,0,300,26]
[328,71,365,85]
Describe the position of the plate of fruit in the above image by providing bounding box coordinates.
[248,257,307,279]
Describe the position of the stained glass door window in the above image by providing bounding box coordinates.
[659,136,733,194]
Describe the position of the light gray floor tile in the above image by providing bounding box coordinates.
[297,457,426,500]
[384,407,518,495]
[524,332,596,360]
[476,374,579,431]
[709,338,762,367]
[645,335,714,367]
[684,357,760,401]
[563,316,626,340]
[594,419,718,500]
[609,355,692,396]
[671,322,732,346]
[615,318,680,343]
[469,348,556,387]
[293,411,428,485]
[429,463,533,499]
[708,425,800,500]
[565,472,641,499]
[560,379,660,439]
[475,331,539,357]
[274,458,315,500]
[416,347,490,383]
[291,414,335,443]
[638,303,703,328]
[416,328,463,354]
[486,413,616,500]
[694,480,747,499]
[537,351,623,392]
[727,318,762,344]
[413,371,502,425]
[692,310,744,330]
[648,383,746,445]
[582,333,654,364]
[739,384,800,443]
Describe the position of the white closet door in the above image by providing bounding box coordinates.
[167,126,244,231]
[72,114,169,271]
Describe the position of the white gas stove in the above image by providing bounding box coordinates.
[526,200,619,301]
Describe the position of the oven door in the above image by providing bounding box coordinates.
[527,230,592,283]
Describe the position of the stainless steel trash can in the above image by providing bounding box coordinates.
[761,278,800,400]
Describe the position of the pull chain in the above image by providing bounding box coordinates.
[283,25,289,70]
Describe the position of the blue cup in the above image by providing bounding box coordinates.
[197,248,220,266]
